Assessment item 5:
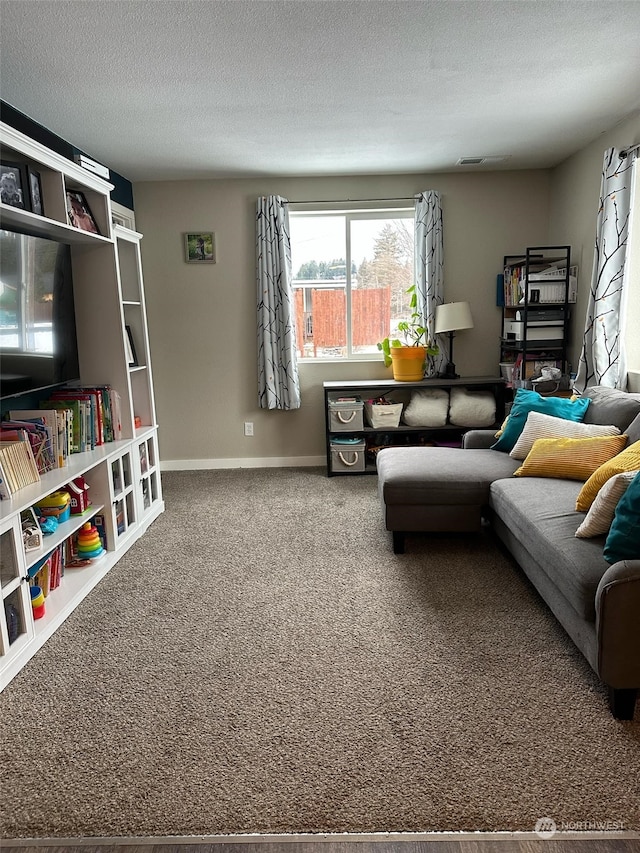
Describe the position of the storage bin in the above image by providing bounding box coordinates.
[328,396,364,431]
[365,401,403,429]
[330,439,366,473]
[500,362,514,382]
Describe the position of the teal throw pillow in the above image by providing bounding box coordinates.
[492,388,591,453]
[603,470,640,564]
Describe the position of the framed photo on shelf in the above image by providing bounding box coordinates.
[125,325,138,366]
[66,189,100,234]
[1,161,28,210]
[184,231,215,263]
[27,167,44,216]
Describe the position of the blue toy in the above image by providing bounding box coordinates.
[38,515,58,535]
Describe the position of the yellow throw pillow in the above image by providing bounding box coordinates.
[576,440,640,511]
[494,414,509,439]
[513,434,628,480]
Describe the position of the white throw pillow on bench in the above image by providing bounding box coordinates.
[449,387,496,428]
[403,388,449,427]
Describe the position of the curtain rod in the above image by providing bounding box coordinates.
[288,196,416,204]
[621,143,640,157]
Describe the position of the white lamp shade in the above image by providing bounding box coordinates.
[434,301,474,334]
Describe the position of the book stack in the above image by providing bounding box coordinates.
[1,385,122,499]
[44,385,122,452]
[503,262,525,306]
[29,539,68,600]
[4,386,123,481]
[0,437,40,498]
[6,412,60,472]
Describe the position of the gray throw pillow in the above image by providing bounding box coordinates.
[625,412,640,445]
[581,386,640,430]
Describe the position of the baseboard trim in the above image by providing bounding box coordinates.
[5,829,639,845]
[161,456,325,471]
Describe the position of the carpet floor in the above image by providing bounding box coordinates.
[1,468,639,838]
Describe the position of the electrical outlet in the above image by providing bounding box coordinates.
[244,422,254,436]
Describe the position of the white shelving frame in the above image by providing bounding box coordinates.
[0,121,164,690]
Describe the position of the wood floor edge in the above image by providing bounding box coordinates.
[3,829,639,845]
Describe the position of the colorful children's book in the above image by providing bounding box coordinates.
[43,399,82,453]
[49,392,96,449]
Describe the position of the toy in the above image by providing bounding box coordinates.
[35,490,71,523]
[30,585,45,619]
[75,522,105,561]
[64,476,92,514]
[20,508,43,552]
[38,516,58,536]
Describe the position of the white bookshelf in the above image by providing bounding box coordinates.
[0,121,164,690]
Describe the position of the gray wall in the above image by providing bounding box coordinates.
[134,169,552,467]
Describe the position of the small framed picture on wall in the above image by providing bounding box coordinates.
[184,232,215,263]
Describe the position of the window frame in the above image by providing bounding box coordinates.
[289,204,415,362]
[622,158,639,384]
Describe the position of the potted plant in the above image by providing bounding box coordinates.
[378,285,439,381]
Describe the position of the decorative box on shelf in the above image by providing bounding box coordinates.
[330,437,366,473]
[327,396,364,432]
[364,399,403,429]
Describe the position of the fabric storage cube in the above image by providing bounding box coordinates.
[365,401,403,428]
[330,438,366,473]
[328,397,364,431]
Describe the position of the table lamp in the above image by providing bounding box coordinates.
[434,301,474,378]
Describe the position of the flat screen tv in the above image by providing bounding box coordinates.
[0,227,80,400]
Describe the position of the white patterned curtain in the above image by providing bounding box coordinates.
[575,148,637,391]
[256,196,301,410]
[414,191,445,376]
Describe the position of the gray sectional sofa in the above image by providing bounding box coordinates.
[376,386,640,719]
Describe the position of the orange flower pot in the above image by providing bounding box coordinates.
[390,346,426,381]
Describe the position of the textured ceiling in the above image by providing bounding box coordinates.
[1,0,640,182]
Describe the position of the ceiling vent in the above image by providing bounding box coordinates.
[457,155,509,166]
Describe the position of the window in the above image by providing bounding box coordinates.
[289,208,414,359]
[623,159,640,384]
